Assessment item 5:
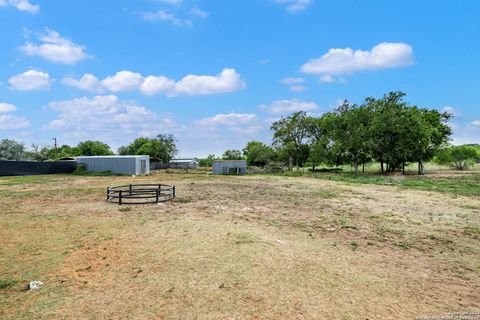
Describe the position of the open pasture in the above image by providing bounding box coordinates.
[1,172,479,319]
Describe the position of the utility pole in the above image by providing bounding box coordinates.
[52,137,57,160]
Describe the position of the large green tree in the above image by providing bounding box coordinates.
[242,141,275,166]
[271,111,310,170]
[118,134,177,163]
[0,139,26,160]
[222,149,244,160]
[76,141,113,156]
[324,101,372,176]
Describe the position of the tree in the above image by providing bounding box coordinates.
[325,101,372,176]
[222,149,243,160]
[0,139,26,160]
[242,141,275,166]
[271,111,310,170]
[76,141,113,156]
[118,134,177,163]
[28,144,52,162]
[435,145,478,170]
[198,154,217,167]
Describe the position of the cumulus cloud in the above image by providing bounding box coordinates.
[301,42,414,79]
[190,6,208,18]
[9,69,52,91]
[61,74,102,92]
[259,99,319,114]
[101,71,144,92]
[20,29,90,64]
[62,68,245,97]
[280,77,306,91]
[274,0,312,13]
[0,0,38,14]
[280,77,304,85]
[0,102,29,130]
[142,10,190,26]
[47,95,184,143]
[0,115,30,130]
[441,106,457,116]
[195,113,257,126]
[473,120,480,127]
[174,68,246,96]
[194,113,263,136]
[0,102,16,113]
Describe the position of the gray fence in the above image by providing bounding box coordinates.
[0,160,77,176]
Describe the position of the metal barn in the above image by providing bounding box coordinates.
[212,160,247,175]
[75,155,150,175]
[169,158,199,169]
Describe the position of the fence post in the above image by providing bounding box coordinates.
[173,186,176,199]
[106,187,110,201]
[156,188,159,203]
[129,184,132,195]
[119,190,122,205]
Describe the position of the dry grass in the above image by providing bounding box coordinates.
[0,172,479,319]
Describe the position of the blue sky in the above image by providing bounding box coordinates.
[1,0,479,156]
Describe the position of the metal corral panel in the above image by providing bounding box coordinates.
[75,156,150,175]
[212,160,247,175]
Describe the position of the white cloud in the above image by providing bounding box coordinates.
[280,77,306,91]
[441,106,457,116]
[280,77,304,85]
[47,95,184,144]
[259,99,319,114]
[0,115,30,130]
[62,68,245,97]
[290,85,306,92]
[274,0,312,13]
[0,0,38,14]
[319,74,336,83]
[301,42,414,77]
[61,74,102,93]
[190,6,208,18]
[140,76,176,95]
[20,29,90,64]
[195,113,257,126]
[142,10,191,26]
[472,120,480,127]
[174,68,246,96]
[101,71,144,92]
[0,102,16,113]
[194,113,264,137]
[9,69,52,91]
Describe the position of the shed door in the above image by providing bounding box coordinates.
[140,160,147,174]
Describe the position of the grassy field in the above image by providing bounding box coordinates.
[1,171,479,319]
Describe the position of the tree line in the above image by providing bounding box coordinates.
[0,134,177,163]
[213,92,479,174]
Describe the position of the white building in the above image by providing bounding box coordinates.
[212,160,247,175]
[75,155,150,175]
[168,158,199,169]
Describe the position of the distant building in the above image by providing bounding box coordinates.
[212,160,247,175]
[75,155,149,175]
[168,158,199,169]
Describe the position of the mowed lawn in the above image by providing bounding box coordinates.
[1,172,480,319]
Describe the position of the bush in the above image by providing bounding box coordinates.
[435,145,479,170]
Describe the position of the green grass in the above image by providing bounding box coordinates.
[0,279,18,290]
[0,175,69,186]
[313,173,480,197]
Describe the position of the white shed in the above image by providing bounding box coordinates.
[75,155,150,175]
[212,160,247,175]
